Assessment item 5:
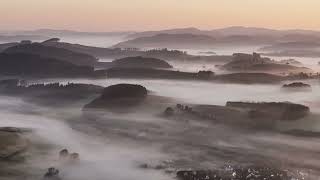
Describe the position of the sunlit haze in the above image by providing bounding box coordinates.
[1,0,320,31]
[2,1,320,180]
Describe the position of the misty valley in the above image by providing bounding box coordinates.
[1,28,320,180]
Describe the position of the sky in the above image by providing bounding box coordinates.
[1,0,320,32]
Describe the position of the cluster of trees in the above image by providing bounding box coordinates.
[0,80,103,95]
[226,101,310,120]
[145,48,187,58]
[164,104,216,120]
[27,82,98,89]
[287,72,320,79]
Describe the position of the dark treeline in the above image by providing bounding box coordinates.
[26,82,102,90]
[0,79,103,93]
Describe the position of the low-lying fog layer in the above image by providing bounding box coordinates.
[0,96,172,180]
[53,78,320,133]
[2,37,320,179]
[3,76,320,179]
[33,78,320,110]
[271,56,320,72]
[3,77,320,179]
[175,46,262,56]
[99,49,320,73]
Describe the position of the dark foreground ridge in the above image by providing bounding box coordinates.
[0,53,104,78]
[0,79,104,106]
[4,42,98,66]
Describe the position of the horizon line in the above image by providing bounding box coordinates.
[2,26,320,33]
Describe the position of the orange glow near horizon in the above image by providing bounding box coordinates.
[1,0,320,31]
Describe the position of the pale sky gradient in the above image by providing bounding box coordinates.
[1,0,320,31]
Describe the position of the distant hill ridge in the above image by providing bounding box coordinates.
[3,42,98,66]
[114,27,320,49]
[127,26,320,39]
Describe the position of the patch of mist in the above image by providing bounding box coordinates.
[29,78,320,107]
[0,96,173,180]
[59,35,128,48]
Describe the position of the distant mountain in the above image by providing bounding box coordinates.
[127,26,283,39]
[5,27,320,50]
[213,26,319,37]
[0,35,48,43]
[116,27,320,50]
[11,29,134,37]
[114,33,277,49]
[209,26,282,37]
[4,26,320,40]
[114,33,218,49]
[127,27,206,39]
[128,26,320,39]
